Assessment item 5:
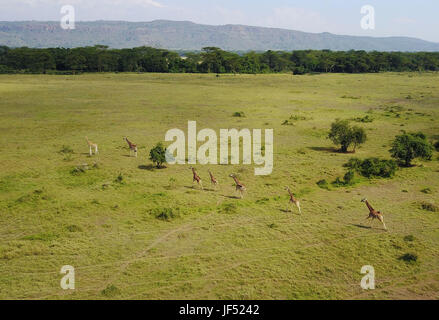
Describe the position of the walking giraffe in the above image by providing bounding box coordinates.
[190,167,203,190]
[208,170,219,188]
[229,174,246,199]
[285,186,301,214]
[124,137,138,157]
[362,198,387,231]
[85,137,98,156]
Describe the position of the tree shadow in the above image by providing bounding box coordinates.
[307,146,340,153]
[138,164,155,171]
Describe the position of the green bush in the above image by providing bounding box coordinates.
[331,170,357,187]
[343,170,356,185]
[354,115,374,123]
[421,188,432,194]
[398,253,418,263]
[390,132,433,167]
[316,179,330,190]
[149,207,178,221]
[345,157,397,178]
[233,111,245,117]
[59,145,74,154]
[149,142,167,168]
[328,119,367,153]
[101,284,121,297]
[434,141,439,152]
[420,202,438,212]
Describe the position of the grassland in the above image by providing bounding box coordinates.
[0,72,438,300]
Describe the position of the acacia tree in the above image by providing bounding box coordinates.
[149,142,167,168]
[390,132,433,167]
[328,119,367,153]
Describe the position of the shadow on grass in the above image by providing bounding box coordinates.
[307,146,340,153]
[350,224,377,230]
[138,164,155,171]
[224,195,241,199]
[183,186,204,191]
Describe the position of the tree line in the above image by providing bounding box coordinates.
[1,45,439,74]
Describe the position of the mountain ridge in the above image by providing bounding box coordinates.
[1,20,439,52]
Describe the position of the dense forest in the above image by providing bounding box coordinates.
[1,45,439,74]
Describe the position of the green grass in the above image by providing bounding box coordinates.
[0,72,438,300]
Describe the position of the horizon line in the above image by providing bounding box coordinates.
[1,19,438,44]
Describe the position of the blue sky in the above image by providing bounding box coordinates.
[1,0,438,42]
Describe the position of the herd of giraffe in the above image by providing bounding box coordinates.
[85,136,388,230]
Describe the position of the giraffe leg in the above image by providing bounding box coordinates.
[296,201,302,214]
[89,146,92,156]
[199,180,203,190]
[379,216,387,231]
[95,146,98,154]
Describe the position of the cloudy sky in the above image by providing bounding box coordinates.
[1,0,438,42]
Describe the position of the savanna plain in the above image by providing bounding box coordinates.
[0,72,438,300]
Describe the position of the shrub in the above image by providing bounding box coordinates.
[316,179,330,190]
[404,235,415,242]
[343,170,356,185]
[354,115,374,123]
[421,188,432,194]
[345,157,397,178]
[59,145,74,154]
[420,202,438,212]
[66,225,83,232]
[435,141,439,152]
[328,119,367,153]
[398,253,418,263]
[149,142,167,168]
[220,202,238,214]
[390,132,433,167]
[233,111,245,117]
[331,170,357,187]
[101,284,121,297]
[149,207,178,221]
[115,173,124,184]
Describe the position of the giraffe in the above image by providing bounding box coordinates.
[124,137,138,157]
[190,167,203,190]
[361,198,387,231]
[229,174,246,199]
[285,186,301,214]
[85,137,98,156]
[208,170,219,188]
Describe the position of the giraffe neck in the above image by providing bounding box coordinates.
[287,188,293,197]
[365,200,374,212]
[209,171,214,179]
[233,177,240,185]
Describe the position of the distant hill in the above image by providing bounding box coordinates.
[1,20,439,52]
